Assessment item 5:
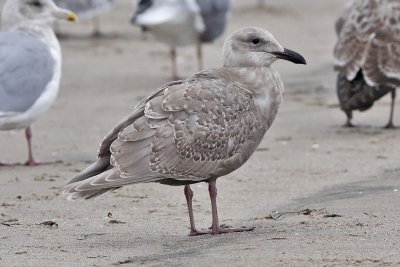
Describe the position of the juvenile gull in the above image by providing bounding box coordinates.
[334,0,400,128]
[0,0,77,166]
[54,0,113,36]
[131,0,231,79]
[334,0,356,36]
[64,27,306,235]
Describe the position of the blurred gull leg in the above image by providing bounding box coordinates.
[384,89,396,129]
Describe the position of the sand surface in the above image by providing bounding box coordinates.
[1,0,400,266]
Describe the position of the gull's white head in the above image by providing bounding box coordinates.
[1,0,78,30]
[223,27,306,67]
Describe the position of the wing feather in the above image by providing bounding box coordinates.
[334,0,400,87]
[0,32,55,114]
[65,69,270,198]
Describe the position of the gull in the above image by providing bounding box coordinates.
[64,27,306,235]
[54,0,114,37]
[131,0,231,80]
[0,0,77,166]
[334,0,355,36]
[334,0,400,128]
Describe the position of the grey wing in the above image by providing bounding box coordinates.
[65,71,262,197]
[65,81,184,194]
[334,0,400,87]
[97,80,182,158]
[147,72,264,181]
[333,0,379,80]
[337,71,391,114]
[362,1,400,87]
[67,82,173,185]
[54,0,90,12]
[55,0,113,18]
[196,0,231,42]
[0,32,54,117]
[110,70,264,184]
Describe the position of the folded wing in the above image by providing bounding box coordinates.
[65,70,267,198]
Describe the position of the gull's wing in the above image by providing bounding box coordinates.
[132,0,184,26]
[0,32,54,118]
[196,0,231,42]
[54,0,113,18]
[334,0,400,87]
[65,69,267,198]
[335,0,356,36]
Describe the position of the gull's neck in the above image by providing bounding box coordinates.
[226,66,283,95]
[223,66,284,119]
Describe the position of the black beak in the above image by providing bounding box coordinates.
[271,48,307,65]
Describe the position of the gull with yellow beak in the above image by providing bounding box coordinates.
[0,0,77,166]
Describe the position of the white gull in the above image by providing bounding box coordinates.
[0,0,77,166]
[131,0,231,79]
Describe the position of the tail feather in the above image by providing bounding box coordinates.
[337,70,392,113]
[68,156,111,184]
[66,188,118,200]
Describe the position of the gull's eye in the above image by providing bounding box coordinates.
[251,38,260,45]
[29,0,42,7]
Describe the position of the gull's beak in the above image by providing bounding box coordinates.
[271,48,307,65]
[52,8,78,22]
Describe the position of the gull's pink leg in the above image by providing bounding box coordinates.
[24,126,38,166]
[92,16,102,37]
[196,42,203,71]
[184,185,199,235]
[170,47,181,80]
[24,127,61,166]
[0,127,60,166]
[188,179,255,236]
[384,89,396,129]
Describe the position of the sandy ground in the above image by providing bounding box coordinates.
[1,0,400,266]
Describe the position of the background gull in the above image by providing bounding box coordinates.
[131,0,231,80]
[0,0,77,166]
[64,27,306,235]
[54,0,114,36]
[334,0,400,128]
[334,0,356,36]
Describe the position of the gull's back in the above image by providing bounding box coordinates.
[334,0,400,117]
[196,0,230,43]
[54,0,113,19]
[334,0,400,87]
[0,31,55,129]
[132,0,205,47]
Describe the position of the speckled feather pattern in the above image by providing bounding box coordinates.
[337,71,392,114]
[334,0,400,87]
[65,67,283,198]
[63,27,293,199]
[334,0,400,117]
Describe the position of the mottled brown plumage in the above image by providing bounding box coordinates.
[64,27,306,235]
[334,0,400,127]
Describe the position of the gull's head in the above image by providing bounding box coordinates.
[2,0,78,30]
[223,27,306,67]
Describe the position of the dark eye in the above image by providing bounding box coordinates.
[29,0,42,7]
[251,38,260,45]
